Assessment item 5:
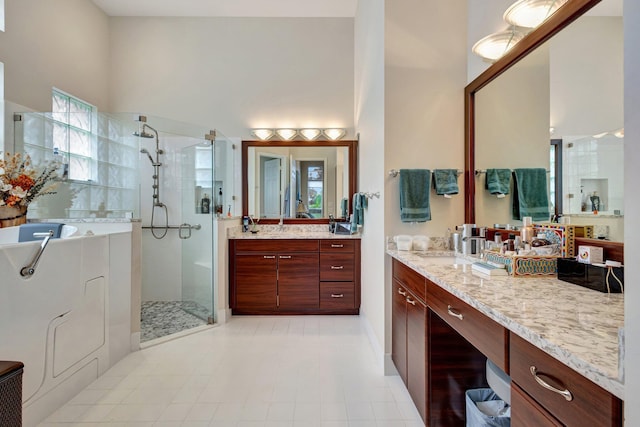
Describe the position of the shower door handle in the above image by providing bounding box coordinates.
[178,223,201,239]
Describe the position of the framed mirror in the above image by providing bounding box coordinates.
[242,140,358,224]
[465,0,624,242]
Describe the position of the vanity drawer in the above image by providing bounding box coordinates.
[235,239,319,253]
[510,333,623,427]
[320,254,355,281]
[392,259,426,303]
[320,282,355,309]
[320,239,355,253]
[427,280,508,371]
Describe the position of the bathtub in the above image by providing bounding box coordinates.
[0,223,133,426]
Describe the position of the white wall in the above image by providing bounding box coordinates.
[385,0,467,238]
[0,0,110,112]
[354,0,386,368]
[624,0,640,423]
[107,17,354,139]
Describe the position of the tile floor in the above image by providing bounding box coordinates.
[141,301,209,342]
[39,316,423,427]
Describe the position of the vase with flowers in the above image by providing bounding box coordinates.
[0,152,60,228]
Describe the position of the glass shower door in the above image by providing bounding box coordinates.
[180,141,214,323]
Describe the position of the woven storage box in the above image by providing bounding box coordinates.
[485,252,558,276]
[533,224,594,258]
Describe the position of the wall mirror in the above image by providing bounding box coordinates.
[242,140,358,223]
[465,0,624,242]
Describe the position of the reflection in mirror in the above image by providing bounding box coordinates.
[243,140,357,222]
[468,0,623,241]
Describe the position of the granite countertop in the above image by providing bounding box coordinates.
[387,249,624,399]
[229,224,361,240]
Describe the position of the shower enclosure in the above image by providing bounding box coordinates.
[11,107,234,343]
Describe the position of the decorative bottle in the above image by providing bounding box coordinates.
[216,188,223,214]
[201,193,210,214]
[520,216,534,244]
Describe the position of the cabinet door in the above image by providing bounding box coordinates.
[235,254,277,310]
[406,293,426,422]
[277,253,319,309]
[392,281,408,384]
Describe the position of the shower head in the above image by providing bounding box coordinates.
[134,130,155,138]
[140,148,155,164]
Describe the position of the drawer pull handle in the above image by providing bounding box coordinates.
[331,266,344,270]
[331,294,344,298]
[263,255,276,259]
[530,366,574,401]
[279,255,292,259]
[398,288,407,296]
[447,305,464,320]
[406,297,416,306]
[331,244,344,248]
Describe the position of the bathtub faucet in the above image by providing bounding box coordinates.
[20,230,54,277]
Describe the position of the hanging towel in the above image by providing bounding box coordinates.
[399,169,431,222]
[350,193,365,232]
[433,169,459,195]
[485,168,511,195]
[512,168,550,221]
[340,198,348,219]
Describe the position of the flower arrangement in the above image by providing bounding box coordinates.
[0,152,60,209]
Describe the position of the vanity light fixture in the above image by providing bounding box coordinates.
[613,128,624,138]
[472,28,526,62]
[251,129,274,141]
[593,132,608,139]
[504,0,568,29]
[322,128,346,141]
[299,128,322,141]
[275,128,298,141]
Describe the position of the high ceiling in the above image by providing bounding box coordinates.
[90,0,358,17]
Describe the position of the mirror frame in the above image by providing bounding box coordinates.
[242,139,358,224]
[464,0,602,223]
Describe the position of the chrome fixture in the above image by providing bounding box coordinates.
[135,119,168,239]
[20,230,54,277]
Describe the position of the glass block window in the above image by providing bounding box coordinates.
[52,89,96,181]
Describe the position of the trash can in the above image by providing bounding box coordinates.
[465,388,511,427]
[0,361,24,427]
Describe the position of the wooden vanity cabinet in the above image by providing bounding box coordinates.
[319,239,360,311]
[510,333,623,427]
[391,259,427,422]
[230,238,360,315]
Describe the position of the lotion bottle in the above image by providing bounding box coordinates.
[520,216,534,244]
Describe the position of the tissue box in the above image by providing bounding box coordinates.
[577,245,603,264]
[485,252,558,276]
[557,258,623,293]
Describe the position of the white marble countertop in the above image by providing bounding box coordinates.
[387,249,625,399]
[229,224,361,240]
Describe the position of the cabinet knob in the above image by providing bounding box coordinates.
[530,366,574,401]
[263,255,276,259]
[398,288,407,296]
[330,265,344,270]
[331,294,344,298]
[331,244,344,248]
[406,297,416,306]
[447,305,464,320]
[279,255,292,259]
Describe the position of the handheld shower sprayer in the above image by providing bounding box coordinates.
[140,148,155,165]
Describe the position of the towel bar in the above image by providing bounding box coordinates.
[389,169,462,178]
[475,169,550,176]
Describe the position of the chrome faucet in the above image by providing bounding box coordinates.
[248,215,259,233]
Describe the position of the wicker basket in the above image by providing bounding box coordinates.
[0,206,27,228]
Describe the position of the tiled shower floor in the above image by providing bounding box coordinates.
[140,301,209,342]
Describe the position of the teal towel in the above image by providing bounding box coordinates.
[485,168,511,195]
[350,193,365,232]
[399,169,431,222]
[512,168,550,221]
[340,198,348,219]
[433,169,459,195]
